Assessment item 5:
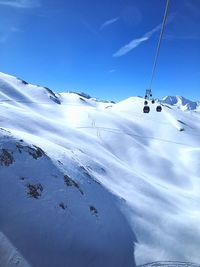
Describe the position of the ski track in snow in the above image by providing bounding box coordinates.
[0,72,200,267]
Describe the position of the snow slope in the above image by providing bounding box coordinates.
[0,72,200,267]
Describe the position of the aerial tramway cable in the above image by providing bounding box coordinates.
[143,0,170,113]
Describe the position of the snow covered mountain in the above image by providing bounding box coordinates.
[0,72,200,267]
[162,96,200,112]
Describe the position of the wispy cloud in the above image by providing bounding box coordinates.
[0,26,22,44]
[109,69,116,73]
[0,0,40,8]
[100,17,120,30]
[113,24,162,57]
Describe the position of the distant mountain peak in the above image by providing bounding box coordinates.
[162,95,200,111]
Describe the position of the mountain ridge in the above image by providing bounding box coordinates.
[162,95,200,111]
[0,72,199,112]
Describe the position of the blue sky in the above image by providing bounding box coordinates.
[0,0,199,101]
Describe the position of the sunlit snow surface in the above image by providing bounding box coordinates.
[0,72,200,267]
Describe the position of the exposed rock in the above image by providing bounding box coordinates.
[79,165,91,179]
[90,206,98,216]
[26,183,43,199]
[18,78,28,85]
[28,146,46,159]
[44,87,61,104]
[59,202,67,210]
[64,175,83,195]
[16,143,23,153]
[79,97,86,102]
[0,149,14,166]
[15,143,46,159]
[0,128,11,134]
[79,165,101,185]
[69,91,91,99]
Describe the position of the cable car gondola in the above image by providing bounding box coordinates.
[143,106,150,113]
[156,105,162,112]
